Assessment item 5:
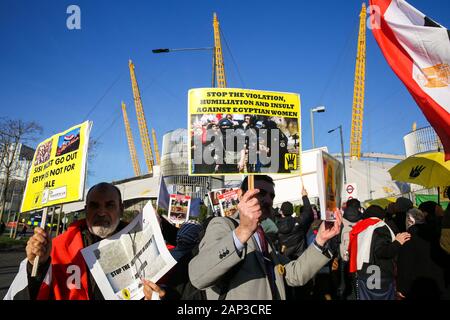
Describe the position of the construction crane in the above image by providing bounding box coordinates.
[213,12,227,88]
[350,3,367,160]
[129,59,155,174]
[152,128,161,165]
[121,102,141,176]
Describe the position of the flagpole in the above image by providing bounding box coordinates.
[438,186,441,205]
[156,175,163,211]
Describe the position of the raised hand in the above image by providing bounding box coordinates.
[315,209,343,247]
[301,185,308,197]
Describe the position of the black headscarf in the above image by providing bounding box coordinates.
[363,205,386,220]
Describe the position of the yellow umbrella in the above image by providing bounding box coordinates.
[388,152,450,188]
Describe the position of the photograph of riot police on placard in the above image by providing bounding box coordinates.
[217,189,240,217]
[168,194,191,225]
[188,88,301,175]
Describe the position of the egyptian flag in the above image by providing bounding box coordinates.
[348,217,394,273]
[370,0,450,160]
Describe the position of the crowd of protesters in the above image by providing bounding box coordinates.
[5,177,450,300]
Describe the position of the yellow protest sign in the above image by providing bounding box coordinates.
[21,121,92,212]
[188,88,301,175]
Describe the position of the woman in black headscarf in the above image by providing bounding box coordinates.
[397,208,450,299]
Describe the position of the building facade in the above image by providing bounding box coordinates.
[161,128,224,199]
[0,143,35,219]
[403,126,443,157]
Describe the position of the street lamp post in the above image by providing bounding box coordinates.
[328,125,347,184]
[152,47,215,86]
[152,47,214,53]
[310,106,325,149]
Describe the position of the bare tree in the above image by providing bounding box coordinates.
[0,119,42,222]
[87,137,101,178]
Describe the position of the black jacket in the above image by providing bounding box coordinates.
[392,211,407,233]
[277,196,313,259]
[358,224,401,292]
[397,224,450,299]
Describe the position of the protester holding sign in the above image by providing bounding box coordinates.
[4,183,167,300]
[188,175,342,300]
[81,198,177,300]
[277,186,314,260]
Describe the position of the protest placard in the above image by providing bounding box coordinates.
[317,150,344,221]
[81,201,177,300]
[168,194,191,225]
[21,121,92,212]
[218,189,240,217]
[207,188,235,216]
[188,88,301,175]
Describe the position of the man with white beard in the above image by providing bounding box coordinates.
[5,182,165,300]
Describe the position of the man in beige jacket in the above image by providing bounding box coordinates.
[189,175,342,300]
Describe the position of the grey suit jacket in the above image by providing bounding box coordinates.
[188,216,330,300]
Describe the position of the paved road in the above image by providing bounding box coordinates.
[0,250,26,299]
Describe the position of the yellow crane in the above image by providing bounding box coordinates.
[213,12,227,88]
[121,102,141,176]
[350,3,367,160]
[129,59,155,174]
[122,13,225,176]
[152,128,161,165]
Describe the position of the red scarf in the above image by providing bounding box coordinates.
[348,218,381,273]
[37,220,90,300]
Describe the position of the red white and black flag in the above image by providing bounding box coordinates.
[369,0,450,160]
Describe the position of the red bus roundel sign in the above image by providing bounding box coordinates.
[346,184,354,194]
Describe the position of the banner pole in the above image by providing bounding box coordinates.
[31,206,49,277]
[56,206,62,236]
[48,206,55,238]
[248,175,254,191]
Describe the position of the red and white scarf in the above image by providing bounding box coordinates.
[348,218,394,273]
